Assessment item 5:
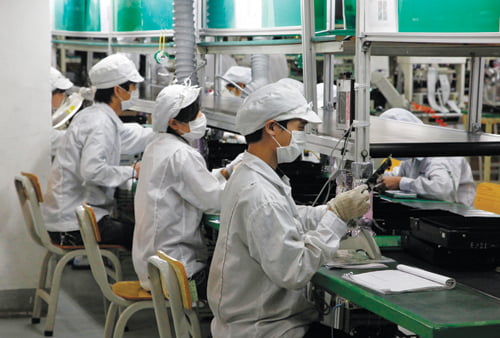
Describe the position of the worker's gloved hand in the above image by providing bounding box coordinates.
[327,184,370,223]
[225,152,244,176]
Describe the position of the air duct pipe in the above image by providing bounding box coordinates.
[244,37,270,95]
[173,0,198,85]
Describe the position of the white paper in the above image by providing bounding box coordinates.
[343,264,456,294]
[365,0,398,33]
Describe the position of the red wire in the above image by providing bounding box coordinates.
[410,102,448,127]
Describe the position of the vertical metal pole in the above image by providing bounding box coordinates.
[300,0,318,113]
[354,0,370,162]
[468,56,485,133]
[323,54,336,135]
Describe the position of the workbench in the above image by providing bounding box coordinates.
[312,265,500,338]
[204,212,500,338]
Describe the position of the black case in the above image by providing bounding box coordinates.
[410,214,500,250]
[401,233,499,266]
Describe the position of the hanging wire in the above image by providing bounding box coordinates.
[311,124,355,206]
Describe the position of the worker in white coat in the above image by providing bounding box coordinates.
[132,83,240,295]
[43,53,151,249]
[207,82,370,337]
[221,66,251,97]
[379,108,476,206]
[50,67,73,157]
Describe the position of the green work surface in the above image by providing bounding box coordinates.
[313,267,500,338]
[374,235,401,248]
[205,215,401,248]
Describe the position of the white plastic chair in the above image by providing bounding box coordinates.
[75,203,155,338]
[14,173,124,336]
[147,250,202,338]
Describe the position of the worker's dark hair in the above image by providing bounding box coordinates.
[166,97,201,134]
[52,88,66,95]
[94,81,136,104]
[244,119,289,144]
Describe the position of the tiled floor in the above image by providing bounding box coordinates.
[0,256,212,338]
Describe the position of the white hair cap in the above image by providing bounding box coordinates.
[277,78,304,95]
[50,67,73,91]
[152,84,201,133]
[223,66,252,85]
[379,108,423,124]
[236,82,322,136]
[89,53,144,89]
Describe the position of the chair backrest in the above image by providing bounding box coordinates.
[148,251,200,338]
[75,203,128,306]
[157,250,194,309]
[14,173,65,254]
[474,182,500,214]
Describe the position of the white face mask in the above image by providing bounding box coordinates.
[182,114,207,142]
[272,126,303,164]
[121,89,139,111]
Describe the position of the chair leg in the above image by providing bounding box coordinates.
[151,295,173,338]
[32,251,52,323]
[43,251,81,336]
[187,311,202,338]
[113,302,153,338]
[104,303,119,338]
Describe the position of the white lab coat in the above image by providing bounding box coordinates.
[43,103,151,232]
[132,133,224,290]
[398,157,475,206]
[208,152,347,338]
[120,122,154,155]
[50,129,66,157]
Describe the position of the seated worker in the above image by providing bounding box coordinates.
[43,53,151,249]
[207,82,370,337]
[50,67,73,157]
[221,66,251,97]
[132,83,240,296]
[379,108,476,206]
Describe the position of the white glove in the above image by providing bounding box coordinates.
[225,152,244,176]
[327,184,370,222]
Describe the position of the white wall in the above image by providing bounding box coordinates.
[0,1,51,291]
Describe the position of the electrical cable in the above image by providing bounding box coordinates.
[312,124,354,206]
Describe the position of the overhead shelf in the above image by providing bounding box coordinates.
[202,96,500,158]
[369,117,500,158]
[363,33,500,57]
[197,37,344,55]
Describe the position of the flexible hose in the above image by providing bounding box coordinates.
[173,0,198,84]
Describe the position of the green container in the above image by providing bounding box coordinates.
[206,0,326,32]
[206,0,235,29]
[54,0,101,32]
[141,0,174,31]
[115,0,142,31]
[114,0,174,31]
[398,0,500,33]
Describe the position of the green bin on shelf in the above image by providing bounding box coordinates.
[114,0,174,31]
[141,0,174,31]
[54,0,101,32]
[206,0,326,32]
[398,0,500,33]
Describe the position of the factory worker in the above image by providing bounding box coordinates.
[379,108,475,206]
[207,82,370,337]
[43,53,151,249]
[132,83,240,295]
[222,66,251,97]
[50,67,74,157]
